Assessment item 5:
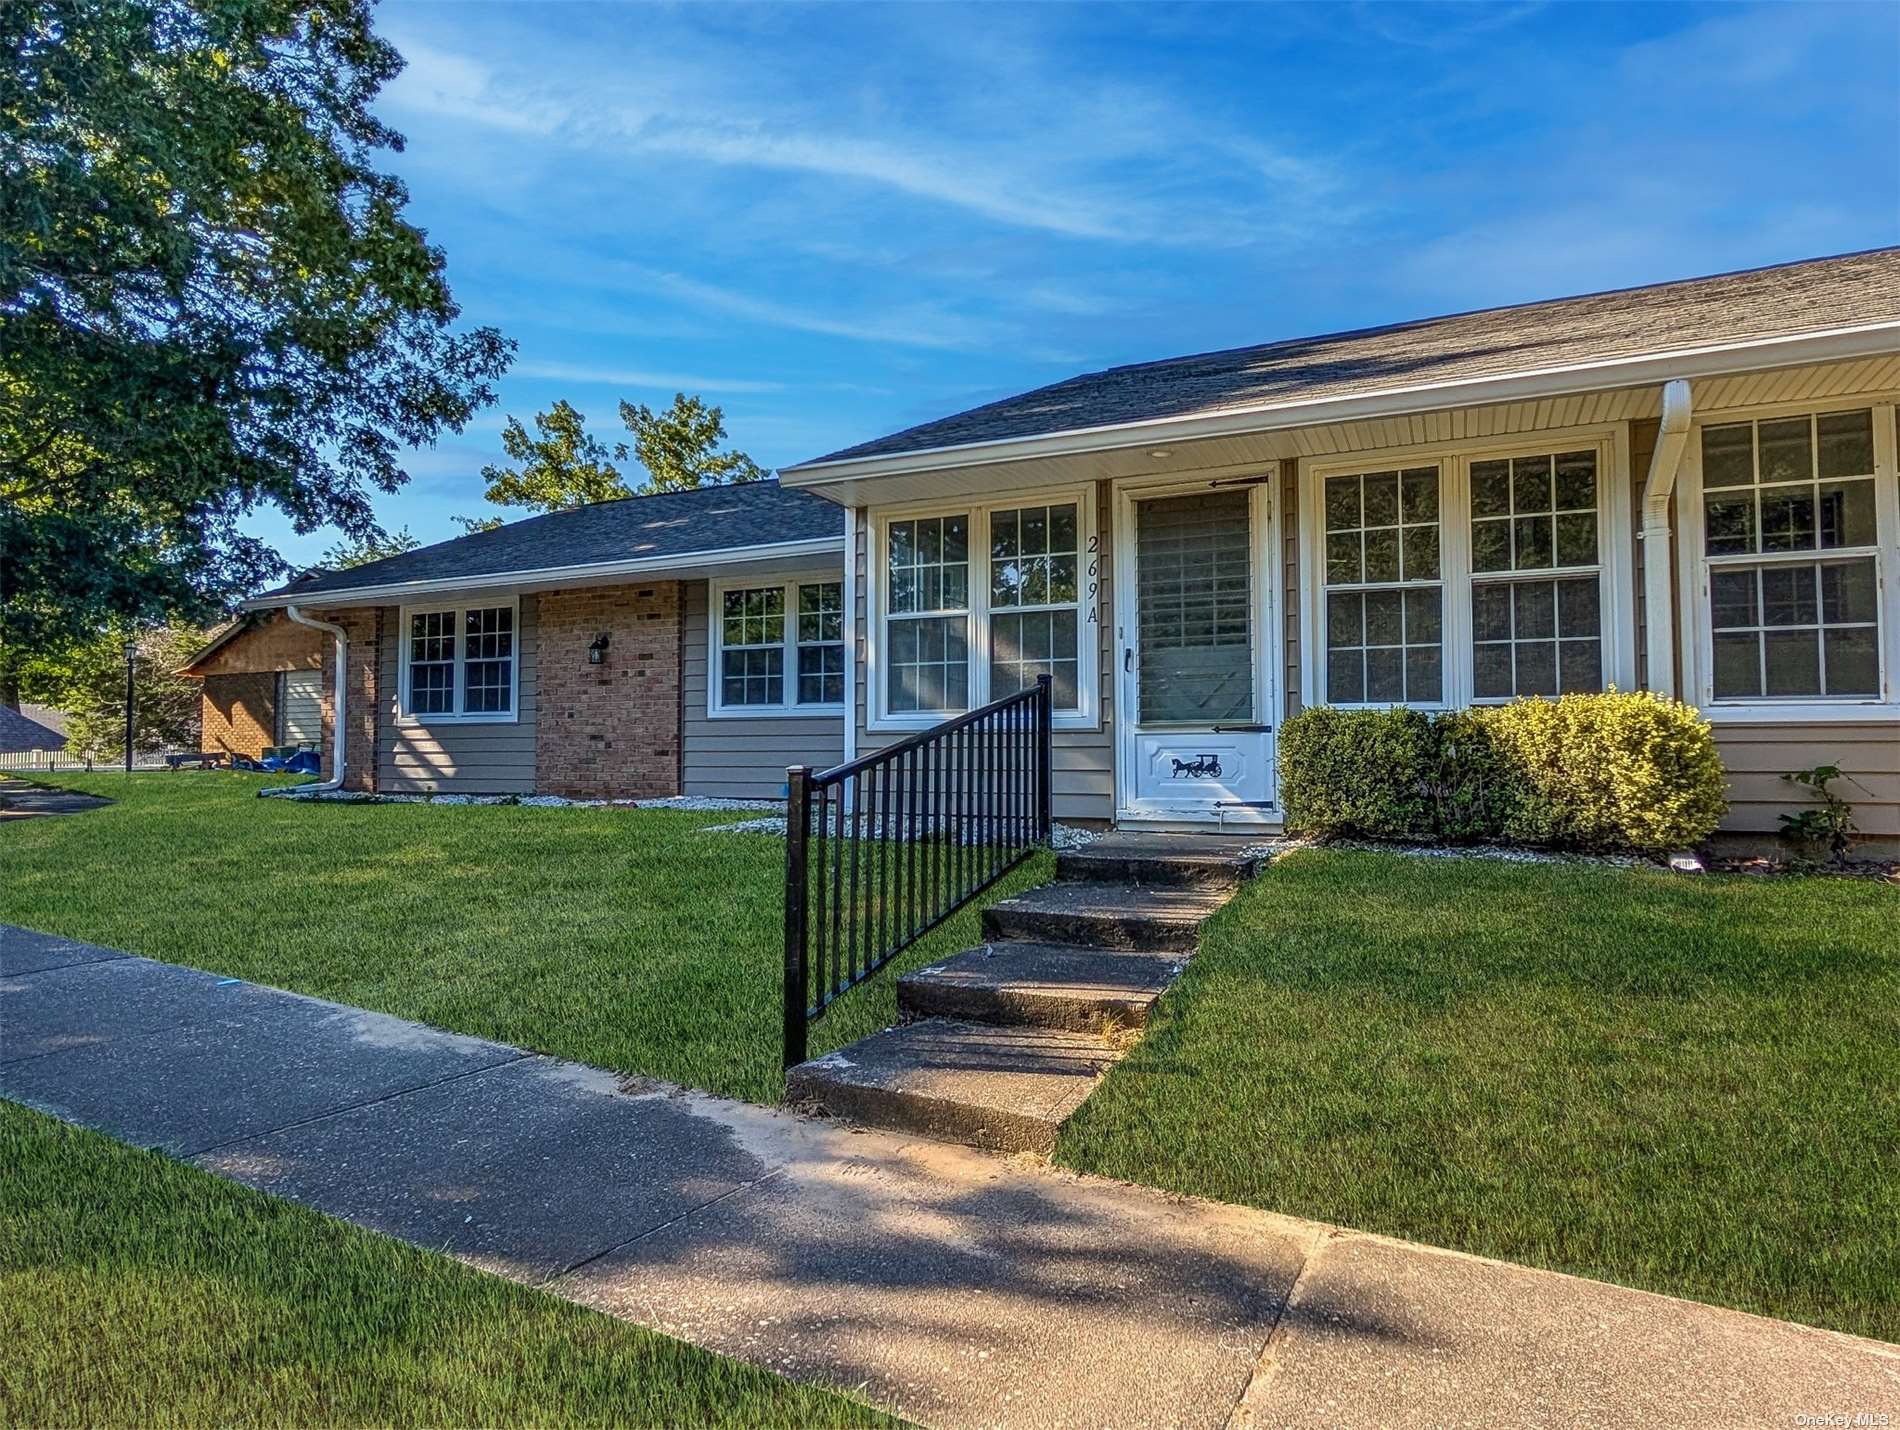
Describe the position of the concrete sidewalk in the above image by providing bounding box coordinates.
[3,924,1895,1427]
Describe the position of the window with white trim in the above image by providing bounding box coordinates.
[402,603,515,720]
[1322,466,1443,704]
[988,502,1081,709]
[1470,449,1603,698]
[887,514,972,714]
[720,586,786,707]
[874,493,1097,726]
[709,578,845,714]
[796,583,845,705]
[1700,408,1881,701]
[1308,435,1629,710]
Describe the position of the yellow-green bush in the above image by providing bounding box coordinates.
[1483,691,1730,852]
[1280,692,1728,854]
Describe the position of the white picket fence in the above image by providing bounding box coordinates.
[0,747,198,773]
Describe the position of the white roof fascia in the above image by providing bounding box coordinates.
[781,321,1900,487]
[245,535,845,611]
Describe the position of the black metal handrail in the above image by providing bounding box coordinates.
[782,675,1052,1067]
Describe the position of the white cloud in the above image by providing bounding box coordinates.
[512,359,784,393]
[378,20,1346,249]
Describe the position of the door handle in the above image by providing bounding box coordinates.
[1212,725,1272,733]
[1124,647,1134,673]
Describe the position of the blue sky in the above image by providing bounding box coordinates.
[250,0,1900,565]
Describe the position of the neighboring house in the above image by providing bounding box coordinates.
[0,705,66,754]
[182,613,328,761]
[245,481,846,799]
[19,704,68,740]
[248,249,1900,846]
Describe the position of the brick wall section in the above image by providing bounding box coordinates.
[318,607,382,792]
[193,614,323,677]
[535,583,682,799]
[201,673,276,759]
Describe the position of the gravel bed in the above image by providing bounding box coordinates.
[1312,837,1653,869]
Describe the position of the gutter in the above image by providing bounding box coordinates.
[243,535,845,612]
[262,605,349,794]
[781,320,1900,486]
[1640,380,1694,699]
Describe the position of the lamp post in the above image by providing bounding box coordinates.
[122,638,138,773]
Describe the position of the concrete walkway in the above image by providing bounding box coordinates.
[3,924,1895,1427]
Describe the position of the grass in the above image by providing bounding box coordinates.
[0,1100,892,1427]
[1056,846,1900,1343]
[0,771,1049,1103]
[13,774,1898,1344]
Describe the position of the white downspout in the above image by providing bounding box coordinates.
[272,605,348,793]
[1641,379,1694,699]
[841,504,858,770]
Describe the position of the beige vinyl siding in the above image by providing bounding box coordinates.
[280,669,325,746]
[1713,722,1900,839]
[854,493,1118,824]
[681,575,846,801]
[376,596,539,794]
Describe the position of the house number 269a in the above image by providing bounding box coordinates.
[1087,534,1100,621]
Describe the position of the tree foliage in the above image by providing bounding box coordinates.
[620,393,768,493]
[0,0,513,682]
[38,623,206,760]
[457,392,769,527]
[474,399,631,516]
[321,525,419,570]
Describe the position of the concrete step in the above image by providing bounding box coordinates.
[897,941,1186,1031]
[1058,832,1272,888]
[982,880,1229,952]
[784,1019,1117,1154]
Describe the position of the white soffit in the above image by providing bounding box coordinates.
[808,352,1900,507]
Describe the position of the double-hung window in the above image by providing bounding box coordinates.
[1696,407,1884,704]
[1309,435,1626,709]
[797,583,845,705]
[874,491,1097,728]
[1470,449,1604,698]
[1322,466,1444,704]
[887,515,970,715]
[401,602,516,721]
[988,502,1082,709]
[709,578,846,715]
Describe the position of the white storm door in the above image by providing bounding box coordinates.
[1118,482,1276,822]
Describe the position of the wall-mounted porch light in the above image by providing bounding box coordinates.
[588,632,611,665]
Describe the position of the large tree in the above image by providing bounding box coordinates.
[620,393,767,493]
[321,524,418,570]
[0,0,513,702]
[471,399,631,521]
[38,622,205,760]
[458,392,768,529]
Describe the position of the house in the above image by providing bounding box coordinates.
[0,705,66,755]
[244,481,846,799]
[182,613,329,761]
[246,248,1900,846]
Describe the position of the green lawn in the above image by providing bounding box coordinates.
[10,773,1899,1344]
[0,772,1048,1103]
[0,1100,891,1427]
[1056,847,1900,1343]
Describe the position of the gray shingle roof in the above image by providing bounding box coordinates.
[806,248,1900,466]
[0,705,65,753]
[260,480,843,602]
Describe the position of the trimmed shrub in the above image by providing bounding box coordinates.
[1483,691,1730,853]
[1279,692,1728,854]
[1277,705,1439,840]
